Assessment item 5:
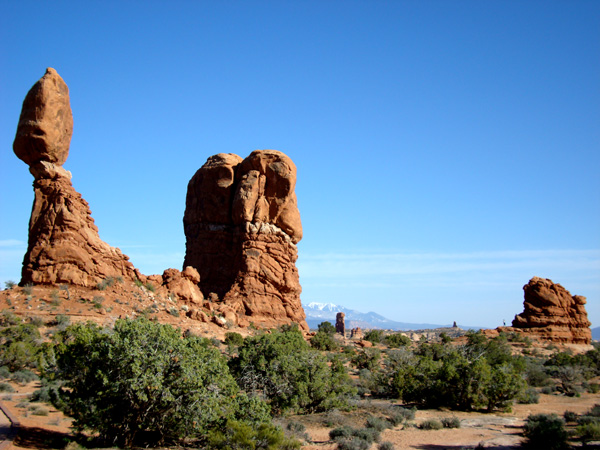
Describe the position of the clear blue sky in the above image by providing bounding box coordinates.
[1,1,598,328]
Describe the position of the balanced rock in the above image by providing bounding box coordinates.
[503,277,591,345]
[14,68,73,167]
[183,150,307,330]
[14,68,138,287]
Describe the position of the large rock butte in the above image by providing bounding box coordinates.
[184,150,307,330]
[14,68,139,287]
[500,277,591,345]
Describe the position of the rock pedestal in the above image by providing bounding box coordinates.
[183,150,307,330]
[14,68,138,287]
[336,312,346,336]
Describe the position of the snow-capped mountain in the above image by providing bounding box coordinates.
[302,302,452,331]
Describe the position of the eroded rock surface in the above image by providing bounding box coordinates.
[500,277,591,344]
[14,68,138,287]
[336,312,346,336]
[183,150,307,330]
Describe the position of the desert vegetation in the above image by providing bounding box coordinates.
[0,311,599,449]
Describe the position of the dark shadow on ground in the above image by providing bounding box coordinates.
[14,426,72,449]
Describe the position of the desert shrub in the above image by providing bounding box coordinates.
[207,419,300,450]
[29,316,45,327]
[322,409,348,427]
[353,427,380,443]
[311,330,339,351]
[364,329,384,344]
[282,420,311,443]
[517,387,540,404]
[588,404,600,417]
[441,417,461,428]
[336,438,370,450]
[0,310,21,326]
[555,366,584,396]
[167,307,179,317]
[387,406,416,426]
[378,442,395,450]
[351,348,381,371]
[563,411,578,422]
[0,382,14,392]
[419,419,443,430]
[0,366,10,379]
[2,342,38,372]
[318,321,336,334]
[365,416,391,432]
[585,382,600,394]
[224,332,244,347]
[522,414,568,450]
[541,386,555,394]
[29,404,49,416]
[575,422,600,446]
[384,333,411,348]
[95,277,115,290]
[230,327,355,414]
[331,426,379,450]
[4,280,16,289]
[330,426,354,440]
[10,369,38,384]
[523,358,551,387]
[392,335,525,411]
[49,317,271,447]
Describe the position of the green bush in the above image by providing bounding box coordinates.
[50,317,271,447]
[317,321,336,334]
[378,442,395,450]
[419,419,443,430]
[384,333,411,348]
[10,369,38,384]
[224,332,244,347]
[310,330,339,351]
[563,411,578,423]
[0,382,14,392]
[207,419,300,450]
[4,280,16,289]
[29,404,49,416]
[391,336,525,411]
[522,414,568,450]
[0,310,21,326]
[364,329,384,344]
[441,417,461,428]
[575,422,600,446]
[365,416,390,432]
[0,366,10,379]
[230,327,355,414]
[330,426,379,450]
[517,388,540,404]
[351,349,381,371]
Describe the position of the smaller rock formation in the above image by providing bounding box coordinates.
[501,277,591,345]
[336,312,346,336]
[14,68,138,287]
[160,267,204,304]
[350,327,363,339]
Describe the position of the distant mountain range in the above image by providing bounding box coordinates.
[302,302,475,331]
[592,327,600,341]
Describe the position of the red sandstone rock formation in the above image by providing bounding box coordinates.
[336,312,346,336]
[500,277,591,345]
[183,150,307,330]
[14,68,139,287]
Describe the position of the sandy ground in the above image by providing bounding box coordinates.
[300,393,600,450]
[1,380,599,449]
